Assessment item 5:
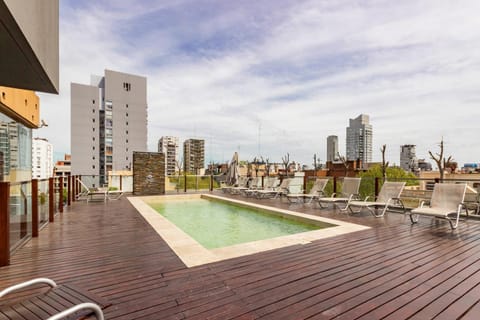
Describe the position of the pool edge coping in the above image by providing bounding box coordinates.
[128,194,370,267]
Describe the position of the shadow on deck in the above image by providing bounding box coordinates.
[2,192,480,319]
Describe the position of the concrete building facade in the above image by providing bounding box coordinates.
[32,137,53,179]
[400,144,418,173]
[71,70,148,186]
[0,0,59,93]
[326,135,339,162]
[346,114,372,167]
[183,139,205,174]
[158,136,179,176]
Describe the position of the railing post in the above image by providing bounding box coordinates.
[262,176,265,189]
[120,175,123,191]
[375,177,380,199]
[184,174,187,193]
[59,177,64,213]
[333,176,337,195]
[210,175,213,192]
[49,177,54,222]
[72,175,76,202]
[303,175,307,194]
[76,176,80,198]
[0,182,10,266]
[67,175,71,206]
[32,179,39,237]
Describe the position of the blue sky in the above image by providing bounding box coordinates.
[38,0,480,167]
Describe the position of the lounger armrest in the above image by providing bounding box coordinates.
[363,195,372,202]
[418,200,428,208]
[47,302,104,320]
[460,203,469,217]
[0,278,57,298]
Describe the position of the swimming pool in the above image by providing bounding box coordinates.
[149,198,333,249]
[129,194,370,267]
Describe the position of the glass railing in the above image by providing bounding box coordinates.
[38,179,50,229]
[9,181,32,251]
[166,175,222,192]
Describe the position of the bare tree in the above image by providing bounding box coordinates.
[282,153,290,177]
[265,157,271,177]
[380,145,389,183]
[337,152,349,177]
[175,158,183,192]
[428,138,453,182]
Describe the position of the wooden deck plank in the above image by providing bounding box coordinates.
[2,193,480,319]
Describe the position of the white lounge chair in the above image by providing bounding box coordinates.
[287,178,329,204]
[256,178,290,199]
[77,178,107,203]
[318,177,361,210]
[348,181,406,217]
[227,176,250,195]
[1,278,107,319]
[242,177,263,197]
[409,183,468,229]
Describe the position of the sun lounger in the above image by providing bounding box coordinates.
[0,278,110,319]
[409,183,468,229]
[256,178,291,199]
[348,181,406,217]
[287,178,329,204]
[318,177,361,210]
[77,178,107,202]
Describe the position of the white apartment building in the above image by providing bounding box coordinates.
[158,136,179,176]
[71,69,148,186]
[32,137,53,179]
[184,139,205,174]
[326,135,339,162]
[346,114,372,167]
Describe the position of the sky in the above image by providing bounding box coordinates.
[37,0,480,168]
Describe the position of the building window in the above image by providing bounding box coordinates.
[92,137,95,141]
[126,113,128,117]
[92,165,95,169]
[123,82,131,91]
[126,130,128,134]
[93,109,95,113]
[126,121,128,126]
[93,99,95,104]
[126,104,128,108]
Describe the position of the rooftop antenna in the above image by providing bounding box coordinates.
[257,120,261,157]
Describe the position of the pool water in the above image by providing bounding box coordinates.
[150,198,332,249]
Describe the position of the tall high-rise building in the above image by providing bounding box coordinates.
[346,114,372,167]
[71,69,147,186]
[183,139,205,174]
[32,137,53,179]
[400,144,418,172]
[158,136,179,176]
[326,135,339,162]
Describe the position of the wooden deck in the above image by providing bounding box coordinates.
[2,192,480,319]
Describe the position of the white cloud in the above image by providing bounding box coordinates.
[38,0,480,166]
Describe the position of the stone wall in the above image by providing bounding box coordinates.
[133,152,165,195]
